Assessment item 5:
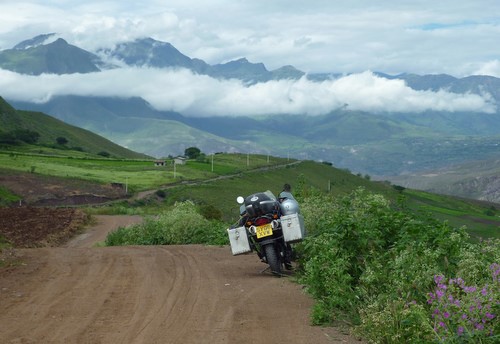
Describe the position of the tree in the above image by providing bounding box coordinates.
[0,132,17,145]
[56,136,68,145]
[97,151,110,157]
[184,146,201,159]
[13,129,40,144]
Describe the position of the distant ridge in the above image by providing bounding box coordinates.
[13,33,58,50]
[0,36,102,75]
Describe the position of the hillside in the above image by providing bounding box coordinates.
[0,141,498,241]
[12,96,500,174]
[384,158,500,203]
[125,158,498,239]
[0,97,149,159]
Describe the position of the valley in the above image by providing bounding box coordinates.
[2,33,500,205]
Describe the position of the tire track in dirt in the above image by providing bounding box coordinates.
[0,216,360,344]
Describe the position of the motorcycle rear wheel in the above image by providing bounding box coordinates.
[264,244,281,276]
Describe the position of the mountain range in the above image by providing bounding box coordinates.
[0,33,304,81]
[1,34,500,202]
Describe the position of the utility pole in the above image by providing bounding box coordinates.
[211,154,214,172]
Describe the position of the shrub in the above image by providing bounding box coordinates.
[97,151,110,157]
[155,189,166,198]
[198,204,223,220]
[356,298,434,343]
[295,188,500,343]
[298,188,408,323]
[56,137,68,145]
[105,201,228,246]
[13,129,40,144]
[427,268,499,342]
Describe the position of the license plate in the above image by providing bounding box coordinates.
[256,223,273,239]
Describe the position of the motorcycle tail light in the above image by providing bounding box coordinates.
[255,217,270,226]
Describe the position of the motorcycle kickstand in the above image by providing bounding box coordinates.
[259,265,288,277]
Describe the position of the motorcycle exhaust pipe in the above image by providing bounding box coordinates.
[248,225,257,235]
[271,220,280,229]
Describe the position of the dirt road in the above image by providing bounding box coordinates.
[0,216,358,344]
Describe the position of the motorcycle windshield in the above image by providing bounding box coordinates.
[263,190,277,200]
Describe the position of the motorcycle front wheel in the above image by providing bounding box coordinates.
[263,244,281,276]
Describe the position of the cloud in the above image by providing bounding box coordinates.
[324,72,497,114]
[1,1,499,77]
[473,60,500,78]
[0,68,495,116]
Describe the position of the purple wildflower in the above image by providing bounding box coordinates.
[490,263,500,281]
[435,275,444,284]
[485,313,495,320]
[464,286,477,293]
[457,326,464,336]
[438,283,447,290]
[443,312,450,319]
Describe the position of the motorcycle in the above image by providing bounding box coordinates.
[227,190,305,276]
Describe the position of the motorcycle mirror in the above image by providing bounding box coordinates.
[236,196,244,204]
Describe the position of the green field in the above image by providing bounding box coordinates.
[0,149,498,239]
[0,151,292,192]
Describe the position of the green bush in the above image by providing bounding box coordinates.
[155,189,166,198]
[295,187,500,343]
[0,186,21,206]
[105,201,228,246]
[198,203,223,220]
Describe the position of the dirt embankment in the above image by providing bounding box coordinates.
[0,207,89,248]
[0,171,127,206]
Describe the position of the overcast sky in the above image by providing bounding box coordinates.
[0,0,499,116]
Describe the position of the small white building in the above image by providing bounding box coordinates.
[174,156,187,165]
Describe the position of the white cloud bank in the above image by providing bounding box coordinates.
[0,68,495,116]
[474,60,500,78]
